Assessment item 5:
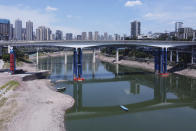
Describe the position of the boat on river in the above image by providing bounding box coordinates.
[120,105,128,111]
[57,87,66,92]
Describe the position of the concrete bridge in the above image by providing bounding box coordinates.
[1,40,196,80]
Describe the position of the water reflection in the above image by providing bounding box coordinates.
[38,54,196,131]
[63,75,196,120]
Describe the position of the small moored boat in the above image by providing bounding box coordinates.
[120,105,128,111]
[57,87,66,92]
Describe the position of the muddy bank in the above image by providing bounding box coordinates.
[0,63,74,131]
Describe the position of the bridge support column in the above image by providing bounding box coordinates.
[36,49,39,65]
[92,63,96,79]
[9,46,15,74]
[154,48,169,77]
[73,48,78,81]
[77,48,84,81]
[160,48,164,74]
[191,48,194,64]
[160,48,169,77]
[93,49,96,63]
[170,51,173,62]
[154,49,160,74]
[176,51,179,63]
[64,52,67,65]
[116,64,119,76]
[164,48,168,74]
[73,48,84,82]
[116,48,119,63]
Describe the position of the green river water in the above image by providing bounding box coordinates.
[38,53,196,131]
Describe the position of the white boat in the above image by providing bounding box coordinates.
[120,105,128,111]
[57,87,66,92]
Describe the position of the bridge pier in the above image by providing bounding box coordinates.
[154,48,169,77]
[73,48,84,81]
[170,51,173,62]
[154,49,160,74]
[9,46,16,74]
[36,49,39,65]
[116,64,119,76]
[64,52,67,65]
[92,63,96,79]
[176,51,179,63]
[93,49,96,63]
[191,48,194,64]
[116,48,119,63]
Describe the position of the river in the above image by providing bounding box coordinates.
[38,53,196,131]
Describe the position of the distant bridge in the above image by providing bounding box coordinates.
[1,40,196,79]
[0,40,196,48]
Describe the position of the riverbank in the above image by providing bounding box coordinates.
[97,54,196,79]
[31,50,96,60]
[0,62,74,131]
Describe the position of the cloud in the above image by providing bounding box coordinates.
[144,12,166,19]
[45,6,58,12]
[125,0,143,7]
[66,15,73,19]
[0,4,81,34]
[0,4,56,28]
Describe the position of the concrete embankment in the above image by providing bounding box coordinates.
[97,54,196,79]
[0,62,74,131]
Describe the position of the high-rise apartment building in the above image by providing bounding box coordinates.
[108,35,113,40]
[26,20,33,41]
[77,35,82,40]
[114,34,121,40]
[22,28,26,40]
[46,28,52,40]
[178,27,193,40]
[193,31,196,41]
[94,31,99,40]
[104,32,108,40]
[0,19,10,40]
[50,34,55,40]
[15,19,22,40]
[131,20,141,39]
[56,30,63,40]
[175,22,183,32]
[66,33,73,40]
[36,26,47,41]
[88,32,93,40]
[9,24,14,40]
[82,32,87,40]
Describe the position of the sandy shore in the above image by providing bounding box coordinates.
[0,63,74,131]
[97,54,196,79]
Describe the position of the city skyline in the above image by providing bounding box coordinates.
[0,0,196,35]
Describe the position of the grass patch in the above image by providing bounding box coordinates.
[0,81,20,100]
[2,61,23,69]
[0,98,8,108]
[0,81,20,91]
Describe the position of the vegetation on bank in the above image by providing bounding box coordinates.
[0,80,20,107]
[1,48,32,69]
[0,81,20,97]
[0,80,19,129]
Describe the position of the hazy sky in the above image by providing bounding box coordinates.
[0,0,196,35]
